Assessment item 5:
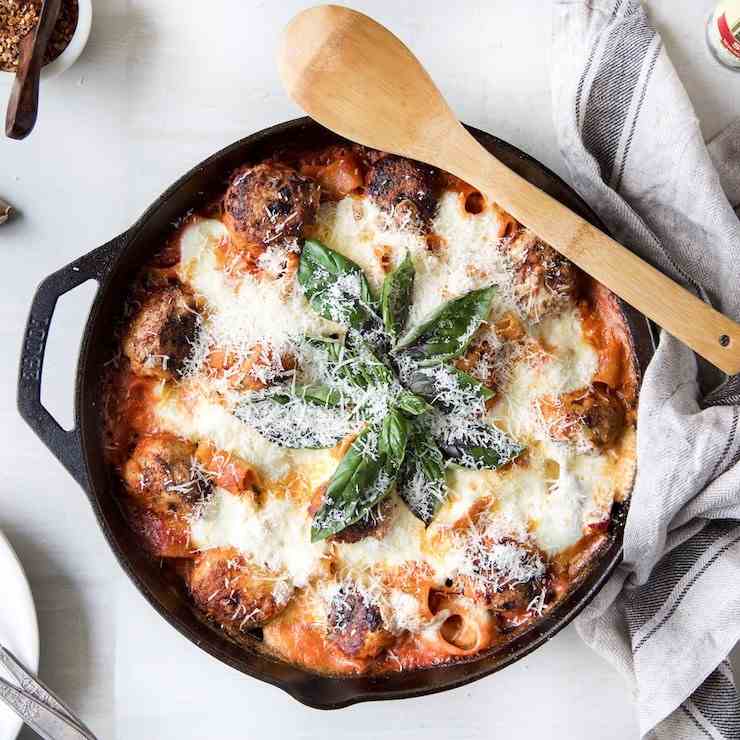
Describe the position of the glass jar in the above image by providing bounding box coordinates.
[707,1,740,70]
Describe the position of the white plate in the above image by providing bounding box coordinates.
[0,529,39,740]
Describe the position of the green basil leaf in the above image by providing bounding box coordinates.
[311,425,395,542]
[262,383,343,407]
[234,390,355,449]
[393,286,495,366]
[298,240,375,328]
[305,332,393,389]
[303,335,343,361]
[379,407,410,467]
[401,362,494,414]
[293,384,344,407]
[431,415,524,470]
[381,252,415,338]
[342,331,395,387]
[398,424,448,525]
[395,390,433,416]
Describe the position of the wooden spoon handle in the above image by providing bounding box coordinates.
[440,127,740,376]
[5,0,62,140]
[279,6,740,375]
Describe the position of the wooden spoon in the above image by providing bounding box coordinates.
[5,0,62,140]
[279,5,740,375]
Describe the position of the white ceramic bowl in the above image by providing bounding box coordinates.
[0,0,92,84]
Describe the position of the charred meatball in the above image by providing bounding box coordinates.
[223,162,320,251]
[122,434,211,516]
[539,385,626,449]
[327,583,394,659]
[123,286,197,379]
[450,538,547,612]
[365,155,438,226]
[188,547,290,632]
[505,229,580,321]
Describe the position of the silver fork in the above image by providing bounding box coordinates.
[0,643,97,740]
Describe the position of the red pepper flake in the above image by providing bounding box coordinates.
[0,0,78,73]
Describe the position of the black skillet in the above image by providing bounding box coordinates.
[17,117,654,709]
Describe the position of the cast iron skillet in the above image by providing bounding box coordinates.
[17,117,654,709]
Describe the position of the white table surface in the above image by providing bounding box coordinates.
[0,1,738,738]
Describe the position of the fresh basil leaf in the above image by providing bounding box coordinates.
[393,286,495,366]
[381,252,415,338]
[298,240,375,328]
[342,331,395,387]
[379,407,410,467]
[402,362,494,414]
[395,390,433,416]
[263,383,343,407]
[431,415,524,470]
[293,384,344,407]
[311,425,395,542]
[398,424,448,525]
[234,389,355,449]
[306,332,393,389]
[303,335,344,361]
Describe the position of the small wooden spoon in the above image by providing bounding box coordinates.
[279,5,740,375]
[6,0,62,140]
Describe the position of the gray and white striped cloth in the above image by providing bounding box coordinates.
[552,1,740,738]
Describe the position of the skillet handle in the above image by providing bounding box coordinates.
[17,233,128,489]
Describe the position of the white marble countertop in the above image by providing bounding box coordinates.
[0,1,738,738]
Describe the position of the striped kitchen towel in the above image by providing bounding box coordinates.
[552,1,740,738]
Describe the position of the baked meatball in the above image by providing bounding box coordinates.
[450,538,546,611]
[223,162,320,251]
[327,583,394,659]
[365,155,438,226]
[122,434,211,517]
[123,286,197,379]
[539,385,626,449]
[505,229,580,321]
[188,547,289,631]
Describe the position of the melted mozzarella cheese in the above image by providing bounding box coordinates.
[154,389,294,479]
[413,192,518,322]
[191,488,326,588]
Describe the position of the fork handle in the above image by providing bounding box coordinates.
[0,676,97,739]
[0,647,95,736]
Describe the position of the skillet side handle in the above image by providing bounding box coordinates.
[17,233,128,489]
